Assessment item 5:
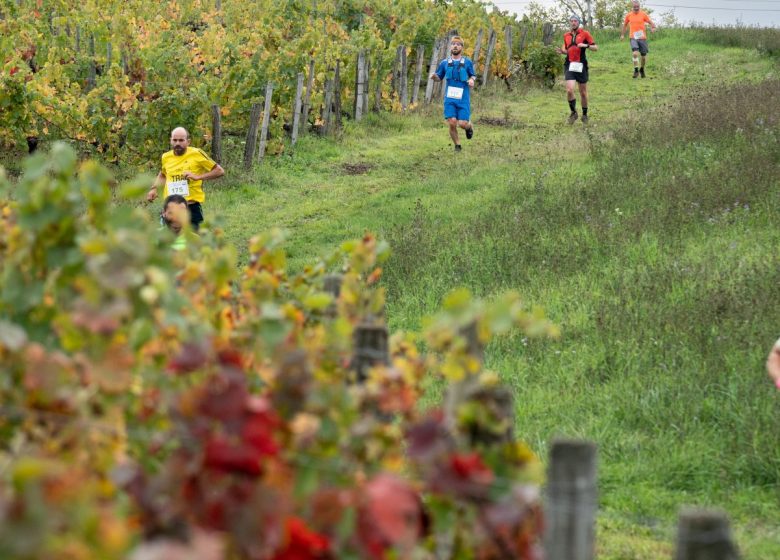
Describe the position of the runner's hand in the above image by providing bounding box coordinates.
[183,171,199,181]
[146,188,157,202]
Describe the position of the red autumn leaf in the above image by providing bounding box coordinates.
[357,474,423,560]
[271,517,331,560]
[450,453,494,485]
[242,407,280,457]
[366,267,382,285]
[405,410,448,460]
[197,372,248,423]
[429,452,495,501]
[203,436,266,477]
[310,488,351,529]
[167,342,209,374]
[217,348,244,368]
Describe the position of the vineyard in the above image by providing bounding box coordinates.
[0,0,555,162]
[3,0,780,558]
[0,142,563,558]
[0,3,573,556]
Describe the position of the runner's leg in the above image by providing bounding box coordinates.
[567,79,577,111]
[579,82,588,115]
[448,117,460,145]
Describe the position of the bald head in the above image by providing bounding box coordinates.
[632,1,640,10]
[171,127,189,140]
[170,127,190,155]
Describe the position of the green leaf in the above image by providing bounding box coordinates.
[303,292,333,311]
[0,320,27,351]
[119,174,155,200]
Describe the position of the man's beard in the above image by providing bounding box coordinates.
[173,145,186,155]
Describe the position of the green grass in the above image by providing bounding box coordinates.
[209,30,780,558]
[7,28,780,558]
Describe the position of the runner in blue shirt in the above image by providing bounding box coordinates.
[430,36,476,152]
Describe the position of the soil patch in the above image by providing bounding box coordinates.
[477,116,519,127]
[341,162,373,175]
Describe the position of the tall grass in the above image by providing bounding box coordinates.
[383,78,780,505]
[692,25,780,57]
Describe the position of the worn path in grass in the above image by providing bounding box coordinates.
[209,30,780,559]
[211,29,774,263]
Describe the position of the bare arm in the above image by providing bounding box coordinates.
[146,171,165,202]
[620,22,629,39]
[767,338,780,388]
[648,18,657,33]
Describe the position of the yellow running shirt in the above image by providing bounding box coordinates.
[160,146,217,204]
[624,11,652,41]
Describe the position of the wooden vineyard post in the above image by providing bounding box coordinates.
[424,38,441,104]
[472,29,484,77]
[291,72,304,145]
[301,58,315,137]
[482,29,497,86]
[322,69,334,135]
[354,49,366,121]
[518,25,530,54]
[362,56,370,115]
[373,56,382,112]
[352,324,389,382]
[243,102,262,170]
[543,22,555,46]
[436,37,448,100]
[399,45,408,111]
[391,45,401,99]
[505,24,513,69]
[333,60,342,130]
[674,509,739,560]
[210,104,222,164]
[106,41,112,72]
[411,45,424,106]
[87,33,96,91]
[257,82,274,161]
[545,439,598,560]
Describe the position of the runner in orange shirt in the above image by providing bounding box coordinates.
[621,1,656,79]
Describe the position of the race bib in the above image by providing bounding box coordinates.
[167,179,190,196]
[446,86,464,100]
[633,30,644,40]
[568,62,584,73]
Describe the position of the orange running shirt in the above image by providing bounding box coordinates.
[624,11,652,40]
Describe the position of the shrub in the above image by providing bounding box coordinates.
[0,145,557,559]
[524,44,560,88]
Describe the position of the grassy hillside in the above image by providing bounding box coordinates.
[6,27,778,558]
[199,29,780,558]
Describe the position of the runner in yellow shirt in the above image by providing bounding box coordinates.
[620,1,656,79]
[146,127,225,231]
